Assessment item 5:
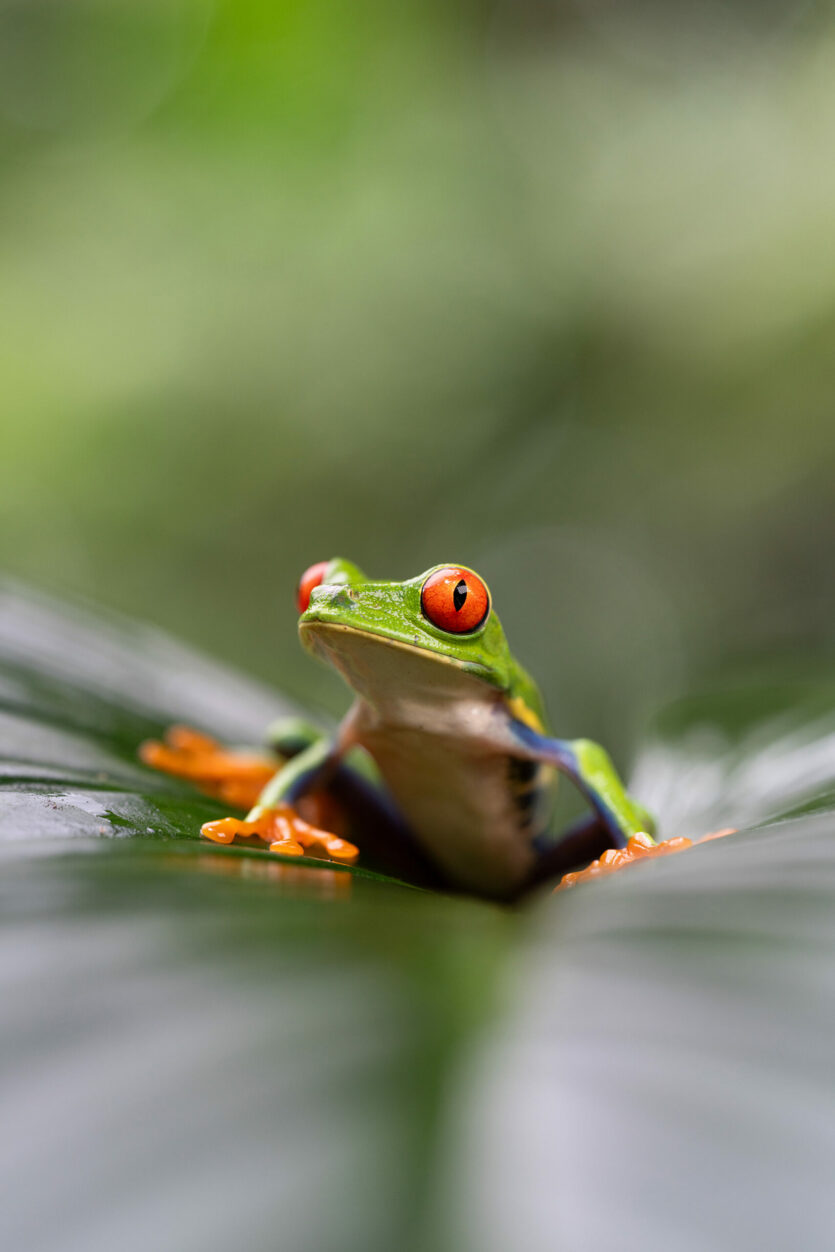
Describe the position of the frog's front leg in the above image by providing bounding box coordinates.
[509,719,654,849]
[508,719,736,889]
[201,717,360,865]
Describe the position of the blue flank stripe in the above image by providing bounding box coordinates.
[507,719,627,849]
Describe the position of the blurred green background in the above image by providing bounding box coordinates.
[2,0,834,758]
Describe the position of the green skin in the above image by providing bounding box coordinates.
[249,558,654,895]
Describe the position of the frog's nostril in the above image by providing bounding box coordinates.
[307,585,356,611]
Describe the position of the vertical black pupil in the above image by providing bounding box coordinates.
[453,579,468,612]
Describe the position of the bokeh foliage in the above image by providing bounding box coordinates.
[1,0,834,764]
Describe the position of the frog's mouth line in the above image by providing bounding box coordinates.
[298,619,499,687]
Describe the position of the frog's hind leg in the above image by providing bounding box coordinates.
[264,717,325,760]
[139,725,278,810]
[139,716,328,812]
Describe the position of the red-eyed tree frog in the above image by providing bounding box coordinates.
[142,559,677,898]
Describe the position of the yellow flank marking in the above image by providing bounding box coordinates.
[507,695,545,734]
[510,778,541,796]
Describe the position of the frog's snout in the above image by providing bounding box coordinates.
[305,584,357,616]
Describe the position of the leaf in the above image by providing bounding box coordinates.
[0,577,295,853]
[430,679,835,1252]
[0,576,304,745]
[0,840,508,1252]
[2,579,835,1252]
[630,672,835,834]
[434,814,835,1251]
[0,579,511,1252]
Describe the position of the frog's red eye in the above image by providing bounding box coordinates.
[420,566,490,634]
[297,561,330,613]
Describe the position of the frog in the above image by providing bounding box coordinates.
[141,558,686,898]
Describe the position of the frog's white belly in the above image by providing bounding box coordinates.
[356,716,537,897]
[301,620,547,896]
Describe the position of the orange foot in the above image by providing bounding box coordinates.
[555,828,736,892]
[201,805,359,866]
[139,724,277,810]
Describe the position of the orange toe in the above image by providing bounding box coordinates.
[266,806,359,865]
[556,832,693,891]
[164,725,219,754]
[267,839,305,857]
[318,833,360,864]
[699,827,737,842]
[200,804,359,867]
[201,817,260,844]
[140,724,276,809]
[556,826,737,892]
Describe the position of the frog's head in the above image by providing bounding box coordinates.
[295,557,516,702]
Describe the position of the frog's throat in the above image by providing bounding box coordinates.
[298,620,501,688]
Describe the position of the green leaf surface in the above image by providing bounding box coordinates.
[1,579,834,1252]
[438,815,835,1252]
[631,672,835,834]
[0,580,510,1252]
